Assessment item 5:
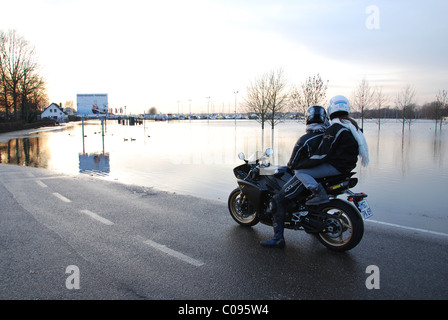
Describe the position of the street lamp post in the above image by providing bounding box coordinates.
[234,91,238,125]
[189,99,192,121]
[206,96,210,121]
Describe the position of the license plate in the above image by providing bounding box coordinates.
[358,199,373,219]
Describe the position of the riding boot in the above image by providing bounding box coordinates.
[306,183,330,206]
[260,196,285,248]
[260,223,285,248]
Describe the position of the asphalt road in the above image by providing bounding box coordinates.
[0,164,447,301]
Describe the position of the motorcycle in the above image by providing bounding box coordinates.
[228,149,373,251]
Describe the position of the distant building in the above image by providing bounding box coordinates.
[41,103,67,122]
[64,107,76,116]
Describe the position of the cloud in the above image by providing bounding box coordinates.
[1,0,446,111]
[240,0,448,103]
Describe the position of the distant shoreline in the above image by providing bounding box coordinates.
[0,122,74,143]
[0,119,60,134]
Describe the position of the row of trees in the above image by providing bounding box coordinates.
[352,79,448,132]
[0,30,48,122]
[243,69,448,148]
[243,69,330,148]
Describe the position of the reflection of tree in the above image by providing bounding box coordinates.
[432,130,445,167]
[400,126,412,176]
[0,137,48,167]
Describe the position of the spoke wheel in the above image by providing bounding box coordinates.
[316,199,364,251]
[228,188,259,227]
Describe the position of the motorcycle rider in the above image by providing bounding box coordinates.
[295,95,369,206]
[260,105,330,248]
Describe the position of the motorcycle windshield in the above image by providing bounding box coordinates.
[247,151,270,164]
[247,151,261,164]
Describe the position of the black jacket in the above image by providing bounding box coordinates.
[296,123,359,173]
[287,128,325,170]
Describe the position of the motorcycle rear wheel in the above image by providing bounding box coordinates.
[315,199,364,252]
[228,188,259,227]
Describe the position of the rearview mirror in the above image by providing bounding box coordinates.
[265,148,274,156]
[238,152,245,160]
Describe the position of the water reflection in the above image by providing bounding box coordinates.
[0,119,447,233]
[432,130,445,167]
[0,137,49,168]
[79,153,110,176]
[78,119,110,176]
[355,121,448,233]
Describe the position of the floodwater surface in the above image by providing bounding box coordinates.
[1,119,447,234]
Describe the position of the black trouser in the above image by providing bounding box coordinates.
[271,174,303,235]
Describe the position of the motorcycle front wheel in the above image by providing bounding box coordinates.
[315,199,364,252]
[228,188,259,227]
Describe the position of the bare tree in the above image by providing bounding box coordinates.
[0,31,10,119]
[373,86,387,130]
[0,29,43,121]
[353,78,374,130]
[1,30,28,120]
[435,89,447,131]
[65,100,74,109]
[265,68,289,149]
[148,106,158,114]
[395,84,416,133]
[290,73,328,117]
[243,68,290,150]
[21,74,47,121]
[30,78,49,112]
[19,58,39,120]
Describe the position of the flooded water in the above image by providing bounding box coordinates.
[1,119,447,234]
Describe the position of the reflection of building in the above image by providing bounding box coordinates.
[41,103,67,122]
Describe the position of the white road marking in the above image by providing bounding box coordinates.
[53,192,71,203]
[366,219,448,237]
[143,239,204,267]
[80,209,114,226]
[35,180,48,188]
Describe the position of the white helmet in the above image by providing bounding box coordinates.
[328,95,350,119]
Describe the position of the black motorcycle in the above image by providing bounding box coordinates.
[228,149,373,251]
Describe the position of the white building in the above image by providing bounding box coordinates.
[64,107,76,116]
[41,103,67,122]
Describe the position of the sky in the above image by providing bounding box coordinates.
[1,0,447,114]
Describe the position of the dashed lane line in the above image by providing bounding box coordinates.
[366,219,448,238]
[35,180,48,188]
[53,192,72,203]
[80,209,114,226]
[3,170,205,268]
[142,239,205,267]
